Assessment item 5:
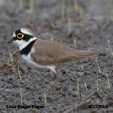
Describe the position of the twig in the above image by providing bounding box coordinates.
[32,109,36,113]
[14,54,21,64]
[1,50,19,67]
[3,50,25,73]
[9,50,15,70]
[82,91,103,102]
[64,99,91,113]
[48,76,59,91]
[5,50,20,63]
[64,91,102,113]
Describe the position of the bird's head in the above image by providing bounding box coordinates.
[8,28,37,50]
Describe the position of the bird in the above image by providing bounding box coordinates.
[8,28,105,91]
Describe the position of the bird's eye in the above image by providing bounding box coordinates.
[17,33,24,39]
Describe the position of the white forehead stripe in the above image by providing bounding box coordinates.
[21,28,32,35]
[12,32,16,37]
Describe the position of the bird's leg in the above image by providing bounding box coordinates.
[48,73,59,91]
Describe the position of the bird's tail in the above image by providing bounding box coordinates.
[73,51,106,60]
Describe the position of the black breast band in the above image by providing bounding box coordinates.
[20,39,37,55]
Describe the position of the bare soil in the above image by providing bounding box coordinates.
[0,0,113,113]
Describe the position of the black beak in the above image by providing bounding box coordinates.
[8,39,14,44]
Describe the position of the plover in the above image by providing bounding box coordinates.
[8,28,105,90]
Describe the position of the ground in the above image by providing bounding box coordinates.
[0,0,113,113]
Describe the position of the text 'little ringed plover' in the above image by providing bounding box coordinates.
[8,28,105,90]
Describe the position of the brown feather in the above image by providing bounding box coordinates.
[22,28,35,36]
[31,39,105,65]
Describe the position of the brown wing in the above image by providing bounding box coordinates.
[31,39,103,65]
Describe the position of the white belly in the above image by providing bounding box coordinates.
[22,53,56,73]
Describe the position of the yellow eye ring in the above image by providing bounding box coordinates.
[17,33,24,39]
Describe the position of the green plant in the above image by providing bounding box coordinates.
[110,9,113,21]
[106,69,111,88]
[73,37,77,48]
[90,0,95,6]
[77,78,79,94]
[83,79,88,91]
[96,57,101,73]
[30,0,34,13]
[67,8,71,33]
[18,65,22,80]
[96,75,100,103]
[8,0,12,3]
[9,50,15,70]
[44,91,47,105]
[29,0,36,19]
[108,0,113,21]
[20,88,23,105]
[74,0,79,11]
[61,0,65,20]
[80,7,83,19]
[50,37,54,42]
[96,76,99,91]
[97,97,99,103]
[107,40,113,56]
[19,0,23,8]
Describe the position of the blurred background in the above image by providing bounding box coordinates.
[0,0,113,40]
